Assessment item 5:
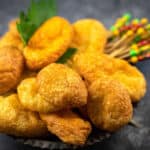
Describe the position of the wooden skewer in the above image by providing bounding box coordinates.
[110,47,128,57]
[115,47,131,57]
[129,119,142,128]
[105,39,121,52]
[118,53,130,59]
[105,35,134,54]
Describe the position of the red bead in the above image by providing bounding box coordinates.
[138,40,149,47]
[120,25,132,32]
[120,24,144,33]
[146,52,150,58]
[138,55,144,61]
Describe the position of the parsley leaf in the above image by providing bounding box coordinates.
[17,0,57,45]
[57,48,77,64]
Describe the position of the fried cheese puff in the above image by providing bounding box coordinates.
[0,19,24,51]
[0,46,24,94]
[0,94,47,137]
[87,77,133,132]
[73,52,146,102]
[71,19,107,53]
[17,63,87,113]
[23,17,73,70]
[40,110,92,145]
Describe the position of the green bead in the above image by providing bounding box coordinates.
[123,13,132,21]
[130,49,138,56]
[133,18,140,23]
[110,26,117,31]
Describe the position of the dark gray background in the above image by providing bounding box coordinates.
[0,0,150,150]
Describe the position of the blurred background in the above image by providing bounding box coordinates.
[0,0,150,150]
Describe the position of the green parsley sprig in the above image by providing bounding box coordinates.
[57,48,77,64]
[17,0,57,45]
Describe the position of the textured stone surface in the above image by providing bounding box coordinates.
[0,0,150,150]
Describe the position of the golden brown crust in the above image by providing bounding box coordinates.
[0,19,23,51]
[0,46,24,94]
[87,77,133,132]
[8,19,20,35]
[71,19,107,53]
[0,32,24,51]
[0,94,47,137]
[40,110,92,145]
[20,69,37,81]
[18,63,87,113]
[23,17,74,70]
[73,52,146,102]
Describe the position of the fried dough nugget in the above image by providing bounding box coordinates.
[73,52,146,102]
[87,78,133,132]
[8,19,19,35]
[40,110,92,145]
[23,17,73,70]
[71,19,107,53]
[17,63,87,113]
[0,94,47,137]
[0,46,24,94]
[20,69,37,81]
[0,20,23,51]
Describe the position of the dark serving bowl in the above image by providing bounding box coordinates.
[13,129,110,150]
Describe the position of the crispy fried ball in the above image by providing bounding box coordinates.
[0,20,23,51]
[73,52,146,102]
[0,32,23,51]
[71,19,107,53]
[40,110,92,145]
[8,19,19,35]
[17,63,87,113]
[23,17,73,70]
[0,94,47,137]
[87,78,133,132]
[20,69,37,81]
[0,46,24,94]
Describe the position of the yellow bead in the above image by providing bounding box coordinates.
[141,45,150,51]
[131,44,138,50]
[121,17,127,22]
[126,30,134,36]
[115,22,124,28]
[141,18,148,24]
[115,23,121,28]
[130,56,138,63]
[146,24,150,30]
[132,19,139,25]
[116,18,122,23]
[113,30,119,36]
[137,28,145,35]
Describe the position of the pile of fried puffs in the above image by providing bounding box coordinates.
[0,17,146,145]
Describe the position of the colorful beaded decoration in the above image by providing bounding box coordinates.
[105,13,150,64]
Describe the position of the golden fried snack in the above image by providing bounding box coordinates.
[23,17,73,70]
[73,52,146,102]
[87,78,133,132]
[0,46,24,94]
[0,20,23,51]
[40,110,92,145]
[71,19,107,53]
[8,19,19,35]
[0,31,23,51]
[0,94,47,137]
[20,69,37,81]
[18,63,87,113]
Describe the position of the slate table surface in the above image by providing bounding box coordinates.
[0,0,150,150]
